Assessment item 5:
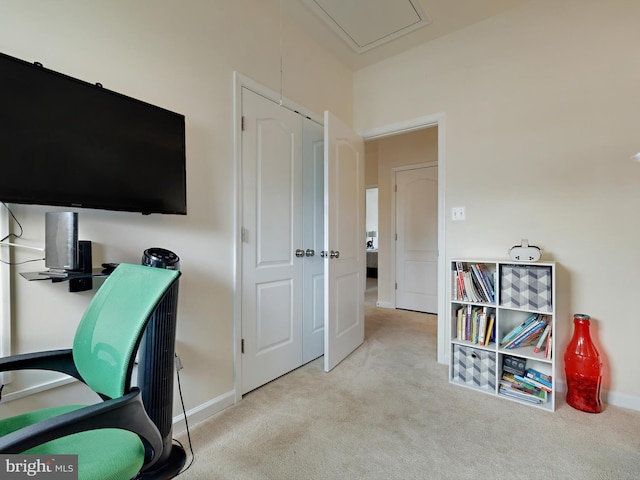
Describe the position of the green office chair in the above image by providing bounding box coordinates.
[0,263,181,480]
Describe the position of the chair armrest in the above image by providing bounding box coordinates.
[0,350,83,383]
[0,388,163,468]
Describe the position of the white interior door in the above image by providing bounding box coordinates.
[395,165,438,313]
[302,118,325,363]
[241,88,303,394]
[324,111,365,372]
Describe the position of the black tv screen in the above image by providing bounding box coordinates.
[0,52,186,214]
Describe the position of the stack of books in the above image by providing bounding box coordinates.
[500,314,552,357]
[499,368,552,405]
[453,262,495,303]
[455,305,495,345]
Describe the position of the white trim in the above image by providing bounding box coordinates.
[232,73,243,404]
[359,113,447,365]
[603,389,640,412]
[0,206,10,385]
[358,114,442,140]
[375,301,395,309]
[172,389,235,434]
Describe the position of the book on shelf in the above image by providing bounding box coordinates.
[462,271,480,302]
[477,307,488,345]
[454,262,468,301]
[499,314,539,346]
[500,315,550,351]
[500,372,547,404]
[470,264,494,303]
[476,263,496,301]
[452,262,495,303]
[455,305,495,345]
[503,319,547,349]
[483,313,495,346]
[502,355,526,376]
[518,373,552,393]
[533,323,551,353]
[544,325,553,359]
[525,368,552,389]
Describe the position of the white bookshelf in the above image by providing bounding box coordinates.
[449,259,556,411]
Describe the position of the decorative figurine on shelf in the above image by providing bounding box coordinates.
[564,314,603,413]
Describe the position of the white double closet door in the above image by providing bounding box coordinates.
[241,88,365,394]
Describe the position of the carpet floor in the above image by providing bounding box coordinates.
[175,281,640,479]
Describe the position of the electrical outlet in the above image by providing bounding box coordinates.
[452,207,466,221]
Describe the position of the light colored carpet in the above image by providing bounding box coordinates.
[175,281,640,479]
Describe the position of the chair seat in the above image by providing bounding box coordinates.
[0,405,145,480]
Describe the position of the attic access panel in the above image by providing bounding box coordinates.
[305,0,431,53]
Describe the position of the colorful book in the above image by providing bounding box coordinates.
[504,320,546,349]
[500,316,541,348]
[477,307,488,345]
[455,262,467,301]
[525,368,552,388]
[470,264,491,303]
[533,323,551,353]
[517,374,552,393]
[476,264,495,301]
[483,313,495,346]
[463,271,480,303]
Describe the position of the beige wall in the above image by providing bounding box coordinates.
[0,0,352,416]
[367,128,439,308]
[355,0,640,407]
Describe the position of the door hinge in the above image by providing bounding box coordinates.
[394,184,397,192]
[241,338,245,354]
[241,226,246,242]
[395,282,398,290]
[395,233,398,241]
[241,116,245,131]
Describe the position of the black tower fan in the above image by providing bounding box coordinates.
[137,248,186,479]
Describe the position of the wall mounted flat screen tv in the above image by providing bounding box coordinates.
[0,52,186,215]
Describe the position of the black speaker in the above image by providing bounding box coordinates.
[68,240,92,292]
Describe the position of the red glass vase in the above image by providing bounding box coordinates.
[564,314,603,413]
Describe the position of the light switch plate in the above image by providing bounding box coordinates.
[452,207,465,221]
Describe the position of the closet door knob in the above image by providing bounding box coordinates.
[305,249,315,257]
[295,249,305,258]
[330,250,340,259]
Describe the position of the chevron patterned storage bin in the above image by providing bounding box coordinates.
[451,345,496,392]
[500,264,552,312]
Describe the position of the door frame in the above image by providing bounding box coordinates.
[392,162,438,313]
[232,72,323,402]
[358,115,447,365]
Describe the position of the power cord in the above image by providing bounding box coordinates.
[0,201,23,243]
[173,354,194,476]
[0,202,45,265]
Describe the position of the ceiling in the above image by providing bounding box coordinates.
[277,0,532,70]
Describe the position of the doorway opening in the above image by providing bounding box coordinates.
[360,115,446,365]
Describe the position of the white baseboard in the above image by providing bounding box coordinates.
[541,381,640,412]
[172,389,235,434]
[603,389,640,412]
[375,301,395,309]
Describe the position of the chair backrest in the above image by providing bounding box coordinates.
[72,263,181,399]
